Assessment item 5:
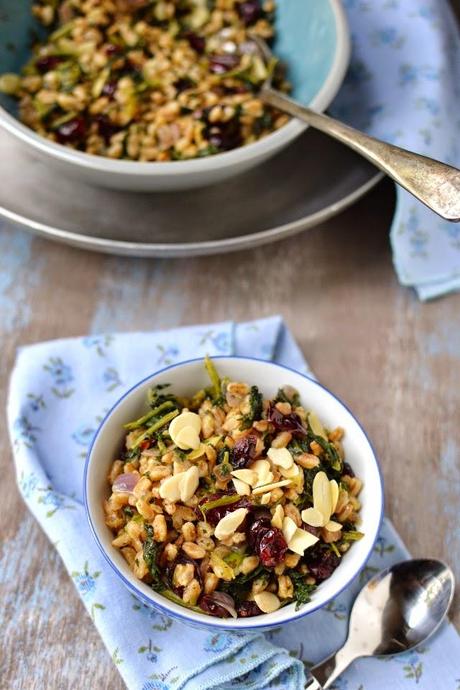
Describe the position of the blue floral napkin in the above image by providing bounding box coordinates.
[333,0,460,300]
[8,317,460,690]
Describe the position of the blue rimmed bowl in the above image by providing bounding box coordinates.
[0,0,349,191]
[84,356,383,631]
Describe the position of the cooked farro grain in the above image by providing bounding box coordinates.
[104,356,364,618]
[0,0,290,161]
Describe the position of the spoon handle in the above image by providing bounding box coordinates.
[306,647,355,689]
[261,88,460,222]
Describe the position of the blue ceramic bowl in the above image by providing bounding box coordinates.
[0,1,350,191]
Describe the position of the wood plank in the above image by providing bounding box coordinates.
[1,176,459,690]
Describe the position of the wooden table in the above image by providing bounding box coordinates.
[1,176,459,689]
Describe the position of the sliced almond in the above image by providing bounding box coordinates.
[180,465,200,502]
[232,477,251,496]
[251,459,272,485]
[288,528,319,556]
[159,474,183,502]
[169,411,201,443]
[252,479,292,495]
[301,507,325,528]
[279,463,301,479]
[313,471,332,523]
[254,472,274,488]
[307,411,327,439]
[260,492,271,505]
[330,479,339,513]
[214,507,248,540]
[175,426,201,451]
[254,591,281,613]
[267,447,293,469]
[282,516,298,544]
[324,520,343,533]
[271,504,284,529]
[231,469,258,486]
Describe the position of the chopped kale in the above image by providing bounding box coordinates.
[124,400,177,431]
[122,446,141,462]
[295,466,322,510]
[289,570,316,610]
[289,432,342,475]
[216,447,234,476]
[147,383,180,409]
[221,565,269,604]
[204,355,223,403]
[143,524,165,592]
[341,530,364,542]
[240,385,263,429]
[309,433,343,473]
[274,387,300,407]
[131,409,179,450]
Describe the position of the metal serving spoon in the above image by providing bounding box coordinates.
[248,36,460,222]
[304,559,455,689]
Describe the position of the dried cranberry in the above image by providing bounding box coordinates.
[237,601,262,617]
[56,116,86,144]
[96,114,120,143]
[139,439,151,451]
[246,510,287,567]
[305,547,340,583]
[258,528,287,567]
[185,32,206,54]
[220,84,249,95]
[231,435,257,470]
[205,119,242,151]
[209,53,240,74]
[267,403,307,437]
[199,594,231,618]
[105,43,123,57]
[342,462,355,478]
[237,0,262,25]
[174,77,194,93]
[199,492,252,526]
[247,513,271,551]
[35,55,64,73]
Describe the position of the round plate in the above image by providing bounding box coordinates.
[0,127,382,257]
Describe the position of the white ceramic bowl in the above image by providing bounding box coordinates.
[0,0,350,191]
[85,356,383,631]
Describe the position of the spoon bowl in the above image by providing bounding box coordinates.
[308,559,455,688]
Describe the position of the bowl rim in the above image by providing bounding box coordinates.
[84,355,384,630]
[0,0,350,177]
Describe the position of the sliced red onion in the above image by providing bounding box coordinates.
[112,472,138,494]
[211,591,238,618]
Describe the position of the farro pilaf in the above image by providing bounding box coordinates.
[0,0,290,161]
[104,358,364,618]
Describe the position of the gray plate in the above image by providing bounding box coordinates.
[0,127,382,257]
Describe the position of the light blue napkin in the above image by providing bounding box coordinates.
[8,317,460,690]
[333,0,460,300]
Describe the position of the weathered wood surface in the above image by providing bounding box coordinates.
[1,175,459,689]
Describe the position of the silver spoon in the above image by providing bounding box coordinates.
[248,36,460,222]
[304,558,455,689]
